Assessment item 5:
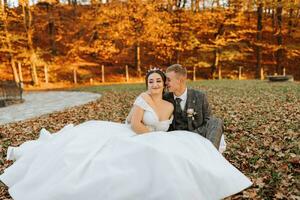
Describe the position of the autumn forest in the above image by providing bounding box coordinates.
[0,0,300,86]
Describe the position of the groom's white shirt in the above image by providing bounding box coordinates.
[174,88,187,111]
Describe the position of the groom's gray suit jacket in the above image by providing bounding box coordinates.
[163,89,223,149]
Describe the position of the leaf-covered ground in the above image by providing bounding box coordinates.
[0,80,299,199]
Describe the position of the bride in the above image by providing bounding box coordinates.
[0,69,252,200]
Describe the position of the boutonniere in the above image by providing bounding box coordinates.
[187,108,197,120]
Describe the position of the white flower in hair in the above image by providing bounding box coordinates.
[147,67,163,73]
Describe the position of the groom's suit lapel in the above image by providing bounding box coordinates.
[185,89,193,111]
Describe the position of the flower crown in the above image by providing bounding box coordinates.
[146,67,164,74]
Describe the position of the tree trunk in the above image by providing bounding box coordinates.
[174,10,182,64]
[72,0,77,17]
[2,0,7,9]
[22,3,39,85]
[47,4,56,55]
[18,62,23,82]
[30,62,39,85]
[191,0,195,11]
[256,3,263,79]
[288,1,294,37]
[176,0,181,8]
[195,0,200,12]
[48,7,57,55]
[29,57,39,85]
[276,0,284,75]
[211,0,220,11]
[10,59,20,83]
[211,48,220,79]
[182,0,187,8]
[211,21,225,79]
[272,7,276,33]
[2,5,19,83]
[49,21,56,55]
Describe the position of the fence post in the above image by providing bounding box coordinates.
[260,67,264,80]
[125,65,129,82]
[18,62,23,83]
[238,66,242,80]
[283,67,286,76]
[102,65,105,83]
[218,65,222,80]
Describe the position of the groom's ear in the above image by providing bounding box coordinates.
[179,75,186,83]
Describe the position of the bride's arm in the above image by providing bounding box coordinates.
[130,106,151,134]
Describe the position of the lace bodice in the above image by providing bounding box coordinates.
[128,96,173,132]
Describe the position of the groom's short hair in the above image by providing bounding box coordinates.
[166,64,187,78]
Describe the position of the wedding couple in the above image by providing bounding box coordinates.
[127,64,226,152]
[0,64,252,200]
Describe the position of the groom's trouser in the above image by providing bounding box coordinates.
[205,117,224,149]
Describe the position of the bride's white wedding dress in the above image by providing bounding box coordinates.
[0,96,252,200]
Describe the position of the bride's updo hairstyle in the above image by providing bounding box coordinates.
[145,67,167,88]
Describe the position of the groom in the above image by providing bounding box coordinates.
[163,64,223,149]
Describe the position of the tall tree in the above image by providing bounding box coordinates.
[256,2,263,79]
[211,23,225,79]
[275,0,284,74]
[287,0,295,37]
[47,2,57,55]
[21,0,39,85]
[0,6,19,83]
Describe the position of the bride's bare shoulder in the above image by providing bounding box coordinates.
[139,92,150,99]
[139,92,154,105]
